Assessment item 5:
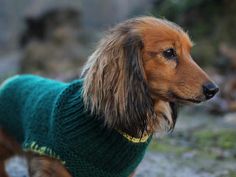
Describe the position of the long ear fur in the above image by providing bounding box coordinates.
[169,102,178,130]
[81,21,156,137]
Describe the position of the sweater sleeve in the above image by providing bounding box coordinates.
[0,75,67,143]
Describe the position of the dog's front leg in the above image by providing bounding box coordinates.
[28,154,72,177]
[129,172,135,177]
[0,128,21,177]
[28,155,136,177]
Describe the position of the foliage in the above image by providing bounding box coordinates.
[151,0,236,66]
[193,129,236,150]
[148,138,190,155]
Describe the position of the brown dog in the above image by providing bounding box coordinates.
[0,17,218,177]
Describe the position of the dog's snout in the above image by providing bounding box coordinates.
[202,82,219,100]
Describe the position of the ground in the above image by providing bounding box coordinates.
[136,107,236,177]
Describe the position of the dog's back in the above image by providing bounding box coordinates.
[0,75,63,142]
[0,76,25,142]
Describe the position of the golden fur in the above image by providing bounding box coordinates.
[81,17,214,137]
[0,16,217,177]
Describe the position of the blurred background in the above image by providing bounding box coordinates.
[0,0,236,177]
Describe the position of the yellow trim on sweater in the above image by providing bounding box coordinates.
[119,131,150,143]
[23,141,65,164]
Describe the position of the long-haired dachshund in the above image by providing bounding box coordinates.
[0,17,218,177]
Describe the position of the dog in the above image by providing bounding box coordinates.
[0,17,219,177]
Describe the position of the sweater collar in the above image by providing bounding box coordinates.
[117,130,150,143]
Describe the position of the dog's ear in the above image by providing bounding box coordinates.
[120,32,155,136]
[82,23,155,137]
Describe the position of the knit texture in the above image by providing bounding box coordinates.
[0,75,152,177]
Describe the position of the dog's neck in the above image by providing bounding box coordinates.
[119,99,177,138]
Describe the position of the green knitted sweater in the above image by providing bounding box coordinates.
[0,75,152,177]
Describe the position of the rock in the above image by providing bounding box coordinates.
[207,95,229,114]
[182,150,197,159]
[20,7,81,47]
[219,43,236,71]
[19,7,89,80]
[224,113,236,124]
[205,71,236,114]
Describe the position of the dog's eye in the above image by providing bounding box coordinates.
[162,48,177,60]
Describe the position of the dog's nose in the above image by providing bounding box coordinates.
[202,82,219,100]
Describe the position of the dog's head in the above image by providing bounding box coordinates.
[82,17,219,137]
